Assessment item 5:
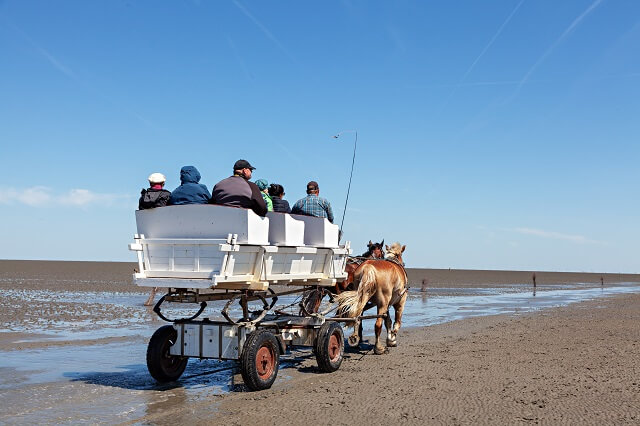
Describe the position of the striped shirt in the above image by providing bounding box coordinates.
[291,195,334,223]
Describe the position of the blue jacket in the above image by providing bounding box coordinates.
[169,166,211,205]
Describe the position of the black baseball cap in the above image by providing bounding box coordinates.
[233,159,255,171]
[307,181,319,190]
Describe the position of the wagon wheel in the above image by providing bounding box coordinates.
[146,325,188,383]
[240,329,280,391]
[314,322,344,373]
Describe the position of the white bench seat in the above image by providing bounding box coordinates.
[135,204,269,245]
[130,205,349,290]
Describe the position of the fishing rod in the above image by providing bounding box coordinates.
[332,130,358,236]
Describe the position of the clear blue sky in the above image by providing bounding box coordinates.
[1,0,639,272]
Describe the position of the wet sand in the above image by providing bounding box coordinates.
[406,267,638,288]
[0,260,136,293]
[3,260,636,291]
[212,293,640,425]
[1,260,640,424]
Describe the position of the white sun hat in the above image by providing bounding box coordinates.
[148,172,166,184]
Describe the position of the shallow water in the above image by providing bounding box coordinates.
[2,283,640,389]
[400,283,640,329]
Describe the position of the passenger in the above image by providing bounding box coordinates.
[169,166,211,205]
[268,183,291,213]
[255,179,273,212]
[291,181,334,223]
[209,159,267,217]
[138,173,171,210]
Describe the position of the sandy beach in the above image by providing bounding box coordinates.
[1,260,639,424]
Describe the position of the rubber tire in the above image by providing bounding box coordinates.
[240,329,280,391]
[315,322,344,373]
[146,325,188,383]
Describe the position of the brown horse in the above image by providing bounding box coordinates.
[335,240,385,294]
[335,242,408,354]
[300,240,385,315]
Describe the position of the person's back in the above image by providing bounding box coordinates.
[210,159,267,216]
[169,166,210,205]
[269,183,291,213]
[291,181,333,222]
[139,173,171,210]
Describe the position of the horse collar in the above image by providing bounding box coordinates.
[385,256,405,268]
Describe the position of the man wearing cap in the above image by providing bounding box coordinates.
[138,172,171,210]
[291,181,334,223]
[209,159,267,217]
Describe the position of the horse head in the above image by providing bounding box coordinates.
[385,242,406,266]
[366,239,385,259]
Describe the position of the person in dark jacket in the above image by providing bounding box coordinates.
[210,159,267,216]
[268,183,291,213]
[169,166,211,205]
[139,172,171,210]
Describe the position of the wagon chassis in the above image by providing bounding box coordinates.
[147,285,382,391]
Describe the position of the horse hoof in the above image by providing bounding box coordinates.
[387,340,397,347]
[374,346,387,355]
[348,335,360,347]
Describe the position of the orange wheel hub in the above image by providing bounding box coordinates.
[328,333,341,361]
[256,346,275,379]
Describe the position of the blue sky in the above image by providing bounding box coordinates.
[1,0,639,272]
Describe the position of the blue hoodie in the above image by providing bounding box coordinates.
[169,166,211,205]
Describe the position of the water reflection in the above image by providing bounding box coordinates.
[397,283,640,332]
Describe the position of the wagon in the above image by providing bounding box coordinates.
[129,204,355,390]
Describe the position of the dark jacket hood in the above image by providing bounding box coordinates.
[180,166,201,184]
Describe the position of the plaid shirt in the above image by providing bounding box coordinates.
[291,194,334,223]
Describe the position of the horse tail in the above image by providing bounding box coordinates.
[335,264,377,318]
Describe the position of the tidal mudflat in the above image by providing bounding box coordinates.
[1,260,639,424]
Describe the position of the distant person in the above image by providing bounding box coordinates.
[138,173,171,210]
[255,179,273,212]
[169,166,211,205]
[269,183,291,213]
[291,181,334,223]
[144,286,159,307]
[209,159,267,217]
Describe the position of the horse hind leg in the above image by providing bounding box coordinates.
[374,305,389,355]
[384,311,394,348]
[346,318,362,347]
[387,292,408,347]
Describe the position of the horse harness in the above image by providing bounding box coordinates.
[346,255,371,266]
[345,255,409,297]
[385,255,409,298]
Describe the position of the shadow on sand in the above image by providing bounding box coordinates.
[64,361,237,392]
[64,349,335,393]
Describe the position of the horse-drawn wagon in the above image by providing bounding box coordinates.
[130,204,356,390]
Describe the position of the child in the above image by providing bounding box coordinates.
[255,179,273,211]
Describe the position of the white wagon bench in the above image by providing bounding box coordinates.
[129,205,353,390]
